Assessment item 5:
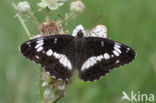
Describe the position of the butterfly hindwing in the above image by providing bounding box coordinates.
[20,35,75,80]
[78,37,136,81]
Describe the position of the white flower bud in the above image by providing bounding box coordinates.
[17,1,31,14]
[70,1,85,14]
[41,71,50,80]
[43,88,54,102]
[37,1,48,10]
[38,0,66,11]
[42,81,48,87]
[57,81,66,90]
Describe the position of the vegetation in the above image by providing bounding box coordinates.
[0,0,156,103]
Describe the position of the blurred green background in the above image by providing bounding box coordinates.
[0,0,156,103]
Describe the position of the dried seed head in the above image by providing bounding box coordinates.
[70,1,85,14]
[40,20,60,35]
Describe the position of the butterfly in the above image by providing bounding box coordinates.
[19,25,136,81]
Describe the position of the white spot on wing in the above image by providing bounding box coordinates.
[126,48,130,52]
[81,55,104,71]
[111,55,114,57]
[37,46,43,52]
[54,38,58,44]
[53,52,60,58]
[94,57,99,61]
[116,60,120,64]
[36,39,43,44]
[104,53,110,59]
[58,54,63,58]
[114,46,122,54]
[59,54,72,70]
[96,55,103,61]
[46,49,53,56]
[35,42,43,48]
[115,44,121,48]
[89,57,97,64]
[59,55,65,64]
[81,60,90,71]
[101,41,104,47]
[86,60,91,69]
[36,56,39,59]
[113,50,119,56]
[26,41,30,45]
[89,59,94,66]
[127,48,130,50]
[115,42,121,46]
[63,57,68,67]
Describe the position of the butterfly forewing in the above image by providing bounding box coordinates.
[20,35,75,80]
[78,37,136,81]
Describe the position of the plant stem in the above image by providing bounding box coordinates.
[52,90,66,103]
[61,13,75,25]
[39,67,44,102]
[16,13,32,39]
[66,13,75,22]
[28,12,41,30]
[45,8,51,22]
[12,3,32,39]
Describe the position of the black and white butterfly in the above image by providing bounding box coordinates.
[19,25,136,81]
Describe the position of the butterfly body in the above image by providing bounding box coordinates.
[20,25,136,81]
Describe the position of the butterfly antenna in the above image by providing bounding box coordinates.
[85,14,105,28]
[57,14,76,29]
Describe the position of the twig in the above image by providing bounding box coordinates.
[86,13,105,28]
[62,13,75,24]
[39,67,44,102]
[12,3,32,39]
[45,8,51,22]
[52,90,66,103]
[16,13,32,39]
[28,12,41,30]
[57,13,75,29]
